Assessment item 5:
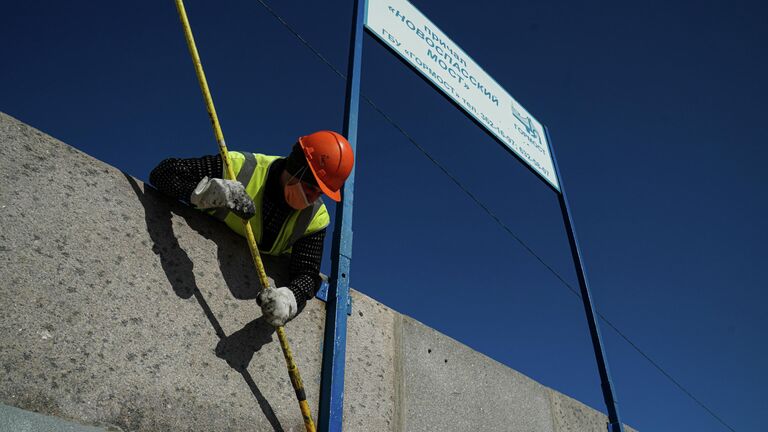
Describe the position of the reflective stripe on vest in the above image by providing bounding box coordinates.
[211,152,329,256]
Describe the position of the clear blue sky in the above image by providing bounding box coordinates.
[2,1,766,431]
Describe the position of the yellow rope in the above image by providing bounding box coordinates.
[174,2,315,430]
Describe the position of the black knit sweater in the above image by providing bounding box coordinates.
[149,154,324,310]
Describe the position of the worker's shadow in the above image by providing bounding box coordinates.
[124,173,286,432]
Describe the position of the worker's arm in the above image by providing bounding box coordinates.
[257,229,325,326]
[287,229,325,308]
[149,155,222,201]
[149,155,255,219]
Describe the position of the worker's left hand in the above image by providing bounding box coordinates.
[257,287,298,327]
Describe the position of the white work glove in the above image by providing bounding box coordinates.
[257,287,298,327]
[189,176,256,219]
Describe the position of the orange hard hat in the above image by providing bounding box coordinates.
[298,130,354,202]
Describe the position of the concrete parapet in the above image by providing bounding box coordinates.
[398,315,555,431]
[0,112,633,431]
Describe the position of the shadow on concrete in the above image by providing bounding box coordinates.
[215,318,275,371]
[123,173,285,432]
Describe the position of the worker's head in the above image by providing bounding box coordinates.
[282,130,354,210]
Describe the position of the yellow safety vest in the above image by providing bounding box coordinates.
[209,152,330,256]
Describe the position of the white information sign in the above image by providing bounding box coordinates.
[365,0,560,190]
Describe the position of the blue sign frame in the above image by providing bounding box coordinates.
[318,0,626,431]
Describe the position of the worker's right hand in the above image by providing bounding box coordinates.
[257,287,298,327]
[190,176,256,220]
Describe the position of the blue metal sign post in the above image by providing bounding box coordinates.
[545,127,625,432]
[317,0,366,430]
[318,1,626,430]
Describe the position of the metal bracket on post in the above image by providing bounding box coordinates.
[316,280,352,316]
[318,0,366,430]
[545,126,626,432]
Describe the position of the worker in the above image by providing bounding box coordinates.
[149,131,354,327]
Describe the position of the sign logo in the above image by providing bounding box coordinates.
[511,104,540,141]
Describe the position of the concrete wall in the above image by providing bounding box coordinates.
[0,112,634,431]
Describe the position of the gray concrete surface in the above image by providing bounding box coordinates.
[0,112,324,431]
[343,292,397,431]
[0,403,107,432]
[549,391,608,432]
[399,316,556,432]
[548,391,638,432]
[0,112,634,431]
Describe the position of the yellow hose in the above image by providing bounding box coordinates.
[174,1,316,430]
